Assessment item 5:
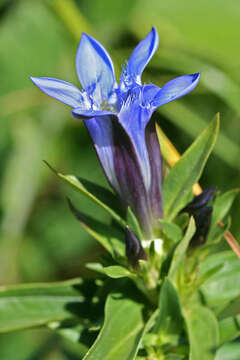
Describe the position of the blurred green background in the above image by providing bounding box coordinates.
[0,0,239,358]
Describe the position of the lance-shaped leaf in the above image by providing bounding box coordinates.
[44,161,126,228]
[219,314,240,345]
[216,343,240,360]
[83,292,144,360]
[127,206,143,241]
[168,217,196,278]
[154,278,183,336]
[162,114,219,221]
[208,188,240,242]
[200,251,240,306]
[183,305,219,360]
[86,263,134,279]
[0,279,84,333]
[67,198,125,256]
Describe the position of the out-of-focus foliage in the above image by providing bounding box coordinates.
[0,0,239,358]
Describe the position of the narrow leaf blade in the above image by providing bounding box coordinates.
[162,115,219,221]
[83,293,144,360]
[183,305,219,360]
[169,217,196,278]
[0,279,84,333]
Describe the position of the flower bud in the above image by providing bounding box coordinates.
[125,226,147,269]
[181,186,216,244]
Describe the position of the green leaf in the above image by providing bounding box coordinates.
[0,279,84,333]
[159,220,183,243]
[168,217,196,278]
[162,115,219,221]
[207,217,231,244]
[44,161,126,228]
[183,305,219,360]
[83,293,144,360]
[155,95,239,170]
[87,264,133,279]
[127,207,143,240]
[216,343,240,360]
[68,198,125,256]
[208,189,240,242]
[219,314,240,344]
[154,278,183,335]
[103,266,132,279]
[49,320,86,344]
[200,251,240,306]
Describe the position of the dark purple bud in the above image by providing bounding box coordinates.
[125,226,147,269]
[183,186,216,212]
[181,186,217,244]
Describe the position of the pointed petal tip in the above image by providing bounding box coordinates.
[150,26,159,45]
[30,76,41,85]
[152,72,201,108]
[192,72,201,81]
[76,31,115,98]
[122,26,159,86]
[29,76,85,108]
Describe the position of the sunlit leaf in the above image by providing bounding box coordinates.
[0,279,84,333]
[183,305,219,360]
[83,292,144,360]
[162,115,219,221]
[45,161,126,228]
[168,217,196,278]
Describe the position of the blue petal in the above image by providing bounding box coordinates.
[118,87,153,189]
[72,108,114,119]
[121,27,159,87]
[141,84,161,106]
[30,77,84,108]
[83,115,120,194]
[112,122,153,237]
[152,73,200,108]
[84,114,153,238]
[76,33,116,101]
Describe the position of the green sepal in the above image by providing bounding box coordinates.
[168,217,196,278]
[86,263,134,279]
[127,206,143,240]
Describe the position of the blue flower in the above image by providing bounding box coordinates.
[31,27,200,239]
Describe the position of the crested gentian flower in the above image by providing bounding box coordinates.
[181,186,217,244]
[31,27,200,239]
